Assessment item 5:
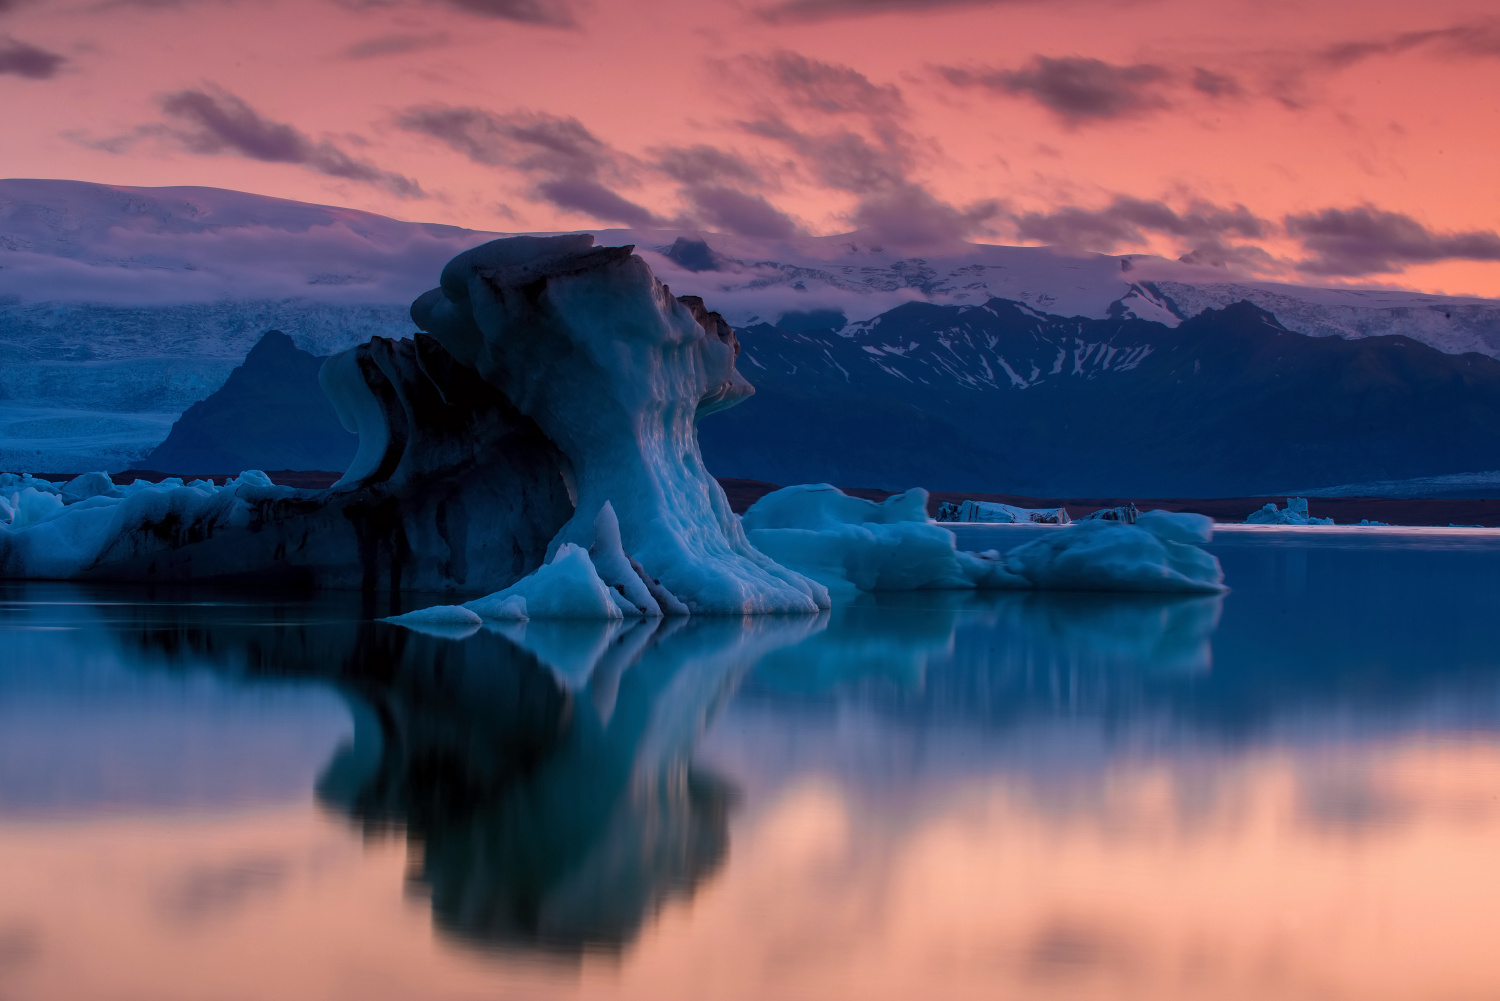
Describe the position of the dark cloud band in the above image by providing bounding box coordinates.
[151,87,422,197]
[942,56,1176,124]
[1287,207,1500,276]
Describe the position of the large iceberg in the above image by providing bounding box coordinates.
[742,483,1224,595]
[0,236,828,615]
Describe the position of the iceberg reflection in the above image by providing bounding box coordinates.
[318,614,824,955]
[751,591,1224,699]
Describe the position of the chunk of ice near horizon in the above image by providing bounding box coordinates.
[0,470,294,578]
[935,499,1072,524]
[1246,497,1335,525]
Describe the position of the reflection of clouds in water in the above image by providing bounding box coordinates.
[157,856,290,924]
[0,923,41,974]
[1021,920,1139,981]
[694,743,1500,1001]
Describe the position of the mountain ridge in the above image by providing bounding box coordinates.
[699,297,1500,496]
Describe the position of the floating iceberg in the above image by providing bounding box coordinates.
[0,236,827,615]
[0,469,301,579]
[743,483,1224,595]
[1246,497,1334,525]
[1077,503,1141,525]
[935,498,1071,524]
[999,509,1224,592]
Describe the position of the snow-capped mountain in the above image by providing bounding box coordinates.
[4,177,1500,474]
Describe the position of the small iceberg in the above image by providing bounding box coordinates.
[743,484,1225,595]
[1246,497,1333,525]
[935,498,1071,524]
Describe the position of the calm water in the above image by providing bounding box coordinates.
[3,530,1500,1000]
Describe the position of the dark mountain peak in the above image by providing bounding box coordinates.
[243,328,300,361]
[143,329,354,475]
[1180,298,1288,333]
[980,297,1084,325]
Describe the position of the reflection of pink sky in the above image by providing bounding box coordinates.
[7,739,1500,1000]
[3,0,1499,293]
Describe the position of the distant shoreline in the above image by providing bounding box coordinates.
[19,470,1500,528]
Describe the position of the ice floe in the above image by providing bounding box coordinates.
[742,483,1224,596]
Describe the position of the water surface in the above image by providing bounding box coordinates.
[3,531,1500,1000]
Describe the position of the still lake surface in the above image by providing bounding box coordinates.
[3,528,1500,1000]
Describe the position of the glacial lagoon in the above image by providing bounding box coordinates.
[3,530,1500,1000]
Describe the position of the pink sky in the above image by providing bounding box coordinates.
[3,0,1500,294]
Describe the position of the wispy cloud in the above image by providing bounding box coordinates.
[727,51,993,244]
[397,105,629,178]
[1002,195,1500,279]
[747,50,907,119]
[342,32,451,60]
[81,86,422,197]
[1317,20,1500,69]
[853,184,999,244]
[535,177,660,226]
[683,185,799,239]
[653,144,766,188]
[397,104,661,223]
[742,118,909,194]
[754,0,1034,25]
[732,52,918,191]
[1012,196,1266,250]
[941,57,1182,124]
[440,0,575,28]
[0,34,65,79]
[1286,207,1500,276]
